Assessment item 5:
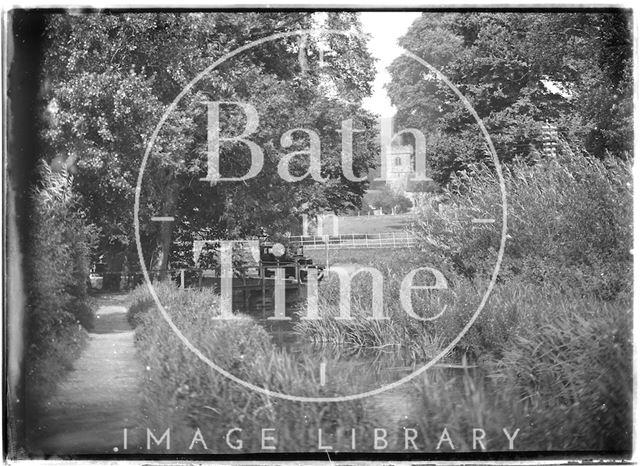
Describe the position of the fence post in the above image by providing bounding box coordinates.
[180,269,185,289]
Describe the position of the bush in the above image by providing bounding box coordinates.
[25,163,96,400]
[363,186,413,214]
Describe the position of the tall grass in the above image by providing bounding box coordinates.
[129,277,631,452]
[406,286,632,451]
[416,147,632,300]
[128,282,385,452]
[295,148,632,451]
[294,248,461,359]
[403,365,520,451]
[490,301,632,450]
[414,148,633,451]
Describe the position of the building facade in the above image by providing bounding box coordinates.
[384,144,415,192]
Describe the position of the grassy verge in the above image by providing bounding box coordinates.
[336,213,414,235]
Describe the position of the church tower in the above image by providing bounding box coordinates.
[385,142,414,192]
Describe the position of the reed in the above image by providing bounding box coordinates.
[128,282,385,453]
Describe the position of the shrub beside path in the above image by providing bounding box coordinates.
[33,293,146,455]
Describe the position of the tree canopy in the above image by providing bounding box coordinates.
[387,11,632,184]
[40,12,378,272]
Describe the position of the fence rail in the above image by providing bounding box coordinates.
[90,262,314,291]
[289,231,417,250]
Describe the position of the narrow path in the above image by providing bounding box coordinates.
[33,293,146,455]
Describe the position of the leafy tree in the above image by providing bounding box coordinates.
[387,11,632,184]
[40,12,377,275]
[363,185,413,214]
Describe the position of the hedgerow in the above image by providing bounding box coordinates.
[25,163,97,402]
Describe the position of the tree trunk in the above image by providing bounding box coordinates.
[157,177,177,281]
[157,219,173,281]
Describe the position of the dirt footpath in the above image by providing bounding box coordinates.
[33,293,147,455]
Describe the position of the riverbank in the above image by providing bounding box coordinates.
[125,277,631,453]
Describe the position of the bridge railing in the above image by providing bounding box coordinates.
[289,231,417,250]
[90,262,314,291]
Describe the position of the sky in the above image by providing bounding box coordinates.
[359,12,421,118]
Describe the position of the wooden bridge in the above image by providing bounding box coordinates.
[288,231,417,250]
[91,262,314,318]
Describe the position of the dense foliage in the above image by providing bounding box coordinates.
[296,145,632,450]
[361,186,413,214]
[387,11,632,183]
[416,146,632,300]
[40,12,378,273]
[25,163,96,400]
